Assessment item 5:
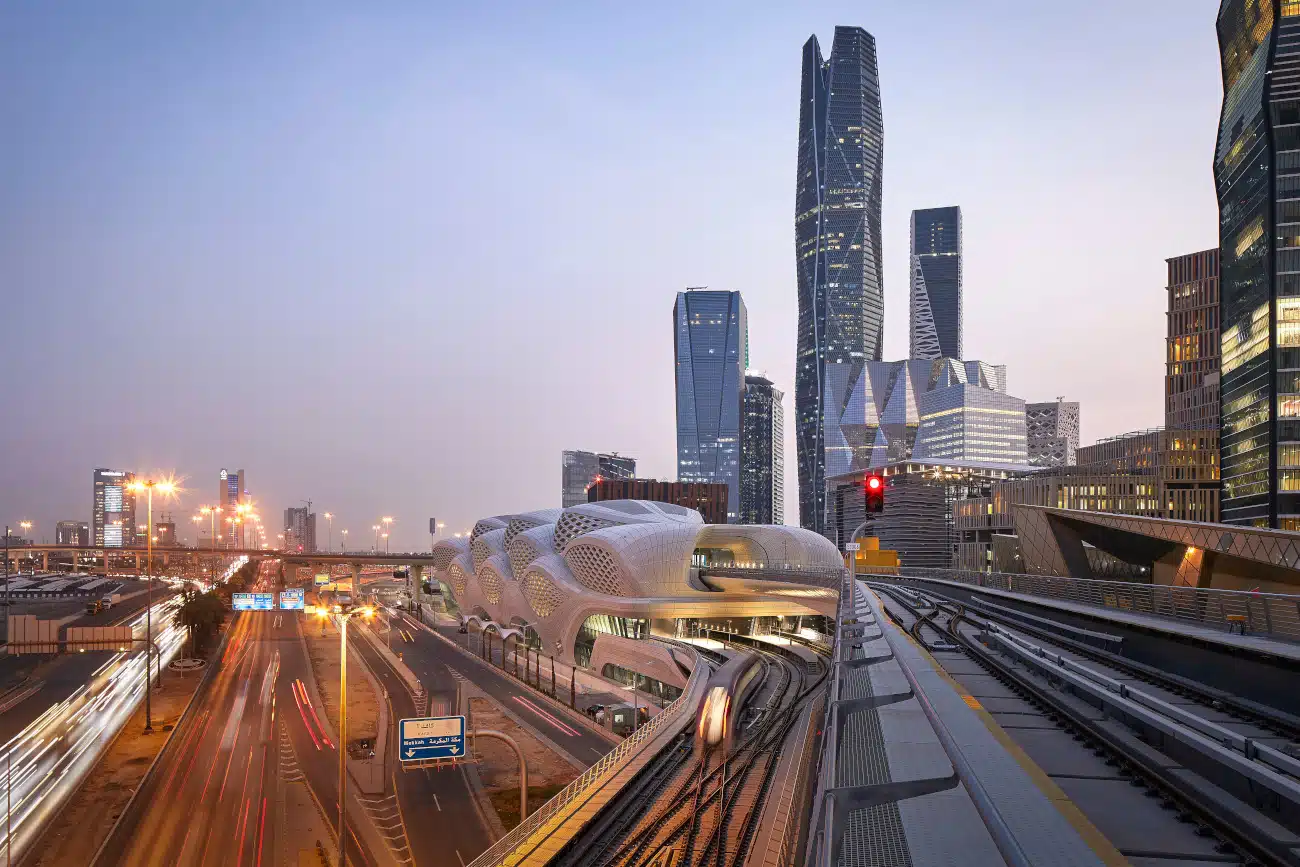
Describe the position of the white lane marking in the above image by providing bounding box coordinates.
[456,849,465,866]
[433,793,441,811]
[512,696,581,737]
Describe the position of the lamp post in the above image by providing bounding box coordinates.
[382,532,390,555]
[198,506,221,582]
[340,529,348,554]
[324,513,333,553]
[312,603,375,867]
[127,477,176,732]
[371,525,380,554]
[382,517,393,554]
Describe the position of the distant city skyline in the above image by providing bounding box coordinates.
[1,3,1223,538]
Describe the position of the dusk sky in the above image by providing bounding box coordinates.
[2,1,1223,545]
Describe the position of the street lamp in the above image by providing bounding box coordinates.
[310,603,375,867]
[126,476,177,732]
[340,529,348,553]
[372,525,380,554]
[382,516,393,553]
[324,513,334,553]
[18,520,31,544]
[198,506,222,580]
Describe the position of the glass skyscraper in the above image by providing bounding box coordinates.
[740,374,785,525]
[910,206,962,360]
[92,468,136,547]
[675,289,747,522]
[1215,1,1300,527]
[561,451,637,508]
[795,26,884,534]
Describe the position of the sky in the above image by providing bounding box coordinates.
[0,1,1224,546]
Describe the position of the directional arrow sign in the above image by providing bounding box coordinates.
[398,715,466,762]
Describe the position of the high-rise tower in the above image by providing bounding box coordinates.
[740,373,785,525]
[1214,1,1300,527]
[795,26,884,533]
[675,289,747,522]
[910,206,962,360]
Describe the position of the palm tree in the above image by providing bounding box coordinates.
[179,590,227,657]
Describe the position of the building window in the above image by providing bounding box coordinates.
[600,663,683,702]
[574,615,648,668]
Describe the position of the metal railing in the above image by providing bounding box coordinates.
[867,566,1300,644]
[468,650,708,867]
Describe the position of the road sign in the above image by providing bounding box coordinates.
[314,573,330,585]
[845,543,860,552]
[279,588,305,610]
[398,715,466,762]
[233,593,275,611]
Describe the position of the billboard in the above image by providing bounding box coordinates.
[232,593,275,611]
[279,588,305,610]
[314,573,330,585]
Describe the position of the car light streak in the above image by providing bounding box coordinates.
[0,596,187,862]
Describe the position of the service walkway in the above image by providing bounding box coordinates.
[807,580,1121,867]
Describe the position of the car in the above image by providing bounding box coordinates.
[584,703,606,720]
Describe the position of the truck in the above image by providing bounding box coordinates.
[101,593,120,610]
[85,599,104,615]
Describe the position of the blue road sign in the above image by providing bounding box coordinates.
[399,715,466,762]
[279,588,305,610]
[232,593,276,611]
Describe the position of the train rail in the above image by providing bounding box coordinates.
[553,643,827,867]
[872,581,1300,867]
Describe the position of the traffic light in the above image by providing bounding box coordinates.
[865,474,885,514]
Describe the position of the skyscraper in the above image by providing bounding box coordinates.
[1026,400,1081,468]
[1214,1,1294,527]
[219,468,245,511]
[675,289,747,522]
[795,26,884,533]
[92,468,136,547]
[740,373,785,525]
[561,451,637,508]
[910,206,962,360]
[1166,250,1221,431]
[283,506,316,553]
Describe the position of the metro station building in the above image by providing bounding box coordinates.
[428,501,843,694]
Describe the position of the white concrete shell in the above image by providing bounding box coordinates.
[430,501,843,667]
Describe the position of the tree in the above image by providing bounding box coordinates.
[179,590,227,657]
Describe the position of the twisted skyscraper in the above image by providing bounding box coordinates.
[795,26,884,533]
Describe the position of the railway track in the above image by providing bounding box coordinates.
[872,582,1300,867]
[553,644,826,867]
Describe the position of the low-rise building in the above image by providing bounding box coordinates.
[955,428,1220,572]
[588,478,730,525]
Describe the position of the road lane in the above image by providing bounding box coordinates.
[350,625,493,864]
[388,611,616,764]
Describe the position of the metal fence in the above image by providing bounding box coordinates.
[866,566,1300,644]
[468,647,708,867]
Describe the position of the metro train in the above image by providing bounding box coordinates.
[695,650,763,752]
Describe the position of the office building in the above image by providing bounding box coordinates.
[283,506,317,553]
[1213,3,1300,527]
[588,479,730,525]
[823,358,1020,478]
[674,289,747,522]
[910,206,962,359]
[740,374,785,525]
[1026,400,1081,468]
[955,428,1220,571]
[55,521,90,547]
[154,516,178,547]
[914,384,1028,466]
[561,451,637,508]
[92,468,136,548]
[219,468,245,510]
[1166,249,1220,430]
[795,25,884,534]
[826,460,1025,566]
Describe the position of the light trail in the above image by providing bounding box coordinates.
[0,595,188,861]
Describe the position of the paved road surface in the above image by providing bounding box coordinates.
[97,610,381,867]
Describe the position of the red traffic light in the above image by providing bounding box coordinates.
[867,476,882,490]
[865,474,885,514]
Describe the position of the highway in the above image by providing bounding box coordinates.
[0,595,187,862]
[98,599,382,865]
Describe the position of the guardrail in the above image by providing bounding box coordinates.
[468,651,709,867]
[868,566,1300,644]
